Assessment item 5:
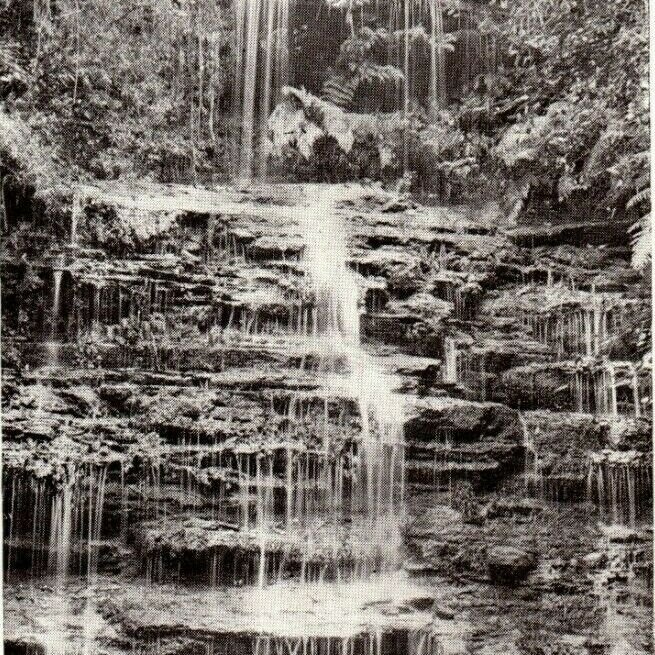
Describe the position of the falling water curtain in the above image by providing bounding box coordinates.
[0,0,652,653]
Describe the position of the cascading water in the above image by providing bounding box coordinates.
[443,336,458,383]
[45,269,64,365]
[519,414,543,496]
[48,480,75,587]
[234,0,290,180]
[299,187,405,518]
[629,362,642,418]
[571,362,642,418]
[587,451,652,526]
[389,0,448,116]
[52,270,63,336]
[71,192,81,246]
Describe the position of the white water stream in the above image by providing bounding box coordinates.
[297,186,406,522]
[234,0,290,179]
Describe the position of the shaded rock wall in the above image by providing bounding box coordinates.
[1,181,651,586]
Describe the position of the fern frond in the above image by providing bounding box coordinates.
[630,213,651,269]
[355,63,404,86]
[321,74,357,109]
[627,187,650,210]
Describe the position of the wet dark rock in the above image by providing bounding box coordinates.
[482,497,545,520]
[506,219,633,248]
[2,182,652,655]
[520,411,611,502]
[381,197,413,213]
[248,236,303,260]
[387,293,452,323]
[500,364,573,410]
[582,552,606,568]
[432,604,456,620]
[404,596,434,611]
[599,524,649,544]
[402,557,437,575]
[405,398,524,487]
[604,416,653,452]
[486,545,537,584]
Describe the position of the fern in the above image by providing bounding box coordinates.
[321,72,358,109]
[321,24,401,110]
[0,39,28,92]
[356,63,404,86]
[626,166,651,269]
[629,213,651,269]
[627,186,650,210]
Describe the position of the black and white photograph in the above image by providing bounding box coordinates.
[0,0,652,653]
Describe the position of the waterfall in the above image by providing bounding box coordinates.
[572,362,641,418]
[629,363,641,418]
[587,452,652,526]
[427,0,447,112]
[443,337,458,383]
[526,292,633,360]
[234,0,290,180]
[85,464,108,584]
[52,270,63,338]
[519,414,542,496]
[607,363,618,417]
[248,629,446,655]
[298,187,405,523]
[71,192,81,246]
[46,269,64,366]
[48,481,75,587]
[390,0,448,115]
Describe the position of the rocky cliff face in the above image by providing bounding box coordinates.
[2,182,652,655]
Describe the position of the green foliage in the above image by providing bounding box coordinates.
[321,26,403,109]
[268,86,408,181]
[447,0,649,232]
[0,0,648,234]
[1,0,232,182]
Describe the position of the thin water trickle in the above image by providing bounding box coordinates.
[390,0,448,117]
[48,480,75,588]
[587,451,651,527]
[443,337,458,384]
[71,192,81,246]
[571,362,642,418]
[52,270,63,337]
[519,414,542,496]
[44,269,64,366]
